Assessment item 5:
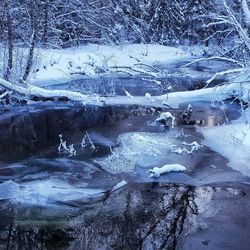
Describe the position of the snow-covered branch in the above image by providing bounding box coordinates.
[206,68,243,85]
[183,57,244,68]
[0,78,89,102]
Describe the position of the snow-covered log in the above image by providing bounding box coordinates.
[0,91,13,99]
[0,78,89,102]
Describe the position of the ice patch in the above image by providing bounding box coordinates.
[0,181,20,200]
[111,180,128,192]
[96,132,172,174]
[0,179,106,206]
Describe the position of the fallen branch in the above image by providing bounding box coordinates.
[0,90,13,99]
[206,68,243,86]
[0,78,89,102]
[182,56,244,68]
[110,65,159,77]
[134,63,161,73]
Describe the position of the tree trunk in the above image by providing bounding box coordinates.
[42,0,50,47]
[22,29,36,82]
[3,0,13,81]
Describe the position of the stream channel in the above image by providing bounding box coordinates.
[0,60,249,250]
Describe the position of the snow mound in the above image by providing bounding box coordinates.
[199,109,250,177]
[148,164,186,178]
[30,44,191,85]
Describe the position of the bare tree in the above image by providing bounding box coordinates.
[3,0,13,81]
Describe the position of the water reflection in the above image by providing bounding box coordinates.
[0,225,73,250]
[0,183,199,250]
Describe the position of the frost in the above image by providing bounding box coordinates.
[96,132,170,174]
[175,128,190,139]
[80,132,96,150]
[148,164,186,178]
[182,141,202,153]
[124,90,134,98]
[170,146,190,154]
[170,141,202,154]
[58,134,76,156]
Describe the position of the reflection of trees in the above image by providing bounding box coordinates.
[0,225,73,250]
[70,183,198,250]
[0,183,199,250]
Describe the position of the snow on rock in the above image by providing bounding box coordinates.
[155,112,175,128]
[148,164,186,178]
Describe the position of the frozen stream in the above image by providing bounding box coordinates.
[0,76,250,249]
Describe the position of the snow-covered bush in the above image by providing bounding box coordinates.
[155,112,175,128]
[58,134,76,157]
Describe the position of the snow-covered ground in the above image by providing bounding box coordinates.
[28,44,193,85]
[199,109,250,177]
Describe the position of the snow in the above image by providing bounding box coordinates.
[95,132,173,174]
[199,109,250,177]
[124,90,134,98]
[0,78,93,103]
[155,112,175,128]
[29,44,191,86]
[148,164,186,178]
[111,180,128,192]
[170,141,202,155]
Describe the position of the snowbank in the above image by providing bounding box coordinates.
[149,164,186,178]
[198,109,250,177]
[30,44,191,85]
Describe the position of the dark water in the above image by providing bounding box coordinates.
[0,93,249,249]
